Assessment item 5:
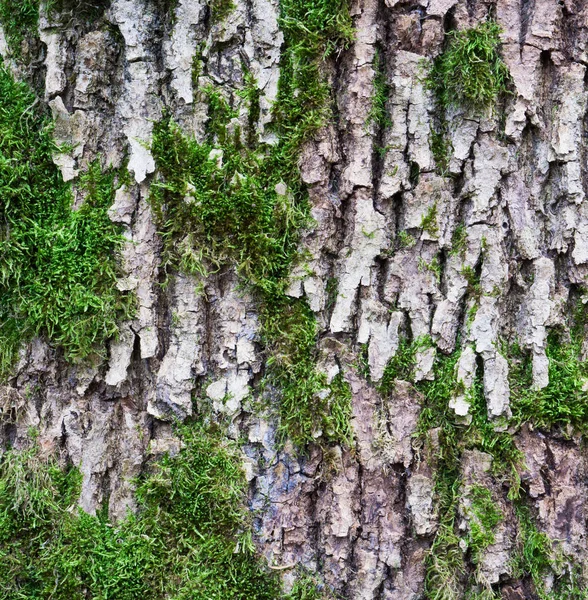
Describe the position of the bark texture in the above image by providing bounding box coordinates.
[1,0,588,598]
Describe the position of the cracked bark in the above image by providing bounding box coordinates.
[1,0,588,597]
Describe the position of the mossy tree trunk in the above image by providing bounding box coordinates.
[1,0,588,598]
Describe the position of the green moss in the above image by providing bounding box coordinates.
[421,203,439,237]
[208,0,235,23]
[0,425,289,599]
[150,114,302,288]
[511,505,559,599]
[150,0,354,449]
[425,519,465,600]
[191,46,204,90]
[0,0,38,56]
[461,266,481,298]
[381,344,523,599]
[0,62,133,379]
[464,589,500,600]
[262,302,353,448]
[427,21,510,113]
[419,255,442,282]
[325,277,338,312]
[381,330,588,598]
[450,223,467,257]
[379,337,423,390]
[357,342,370,380]
[464,485,502,563]
[366,48,390,129]
[161,0,180,17]
[509,327,588,432]
[0,0,108,54]
[204,85,240,144]
[383,342,522,484]
[286,570,338,600]
[273,0,353,169]
[427,21,510,174]
[397,230,416,249]
[547,568,588,600]
[239,69,262,147]
[430,122,453,176]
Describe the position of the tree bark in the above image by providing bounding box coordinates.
[1,0,587,598]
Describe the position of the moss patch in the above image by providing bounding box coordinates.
[427,20,510,113]
[150,0,354,449]
[0,0,39,56]
[0,62,133,378]
[208,0,235,23]
[427,20,510,175]
[366,48,390,129]
[509,327,588,432]
[0,424,295,599]
[464,485,502,564]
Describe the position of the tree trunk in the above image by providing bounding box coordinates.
[1,0,587,598]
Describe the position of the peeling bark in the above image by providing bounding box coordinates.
[1,0,588,597]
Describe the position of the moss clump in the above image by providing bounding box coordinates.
[427,21,510,175]
[208,0,235,23]
[150,116,304,289]
[397,230,416,249]
[450,223,467,257]
[428,20,510,113]
[509,328,588,432]
[510,505,556,599]
[0,424,289,599]
[510,504,585,599]
[421,203,439,237]
[0,0,38,55]
[151,0,354,449]
[262,297,353,447]
[0,62,133,378]
[429,124,453,176]
[366,48,390,129]
[286,570,338,600]
[379,337,430,390]
[273,0,353,167]
[464,485,502,563]
[461,266,482,299]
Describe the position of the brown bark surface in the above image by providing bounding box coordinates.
[1,0,587,597]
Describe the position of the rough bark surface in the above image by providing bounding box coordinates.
[1,0,588,598]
